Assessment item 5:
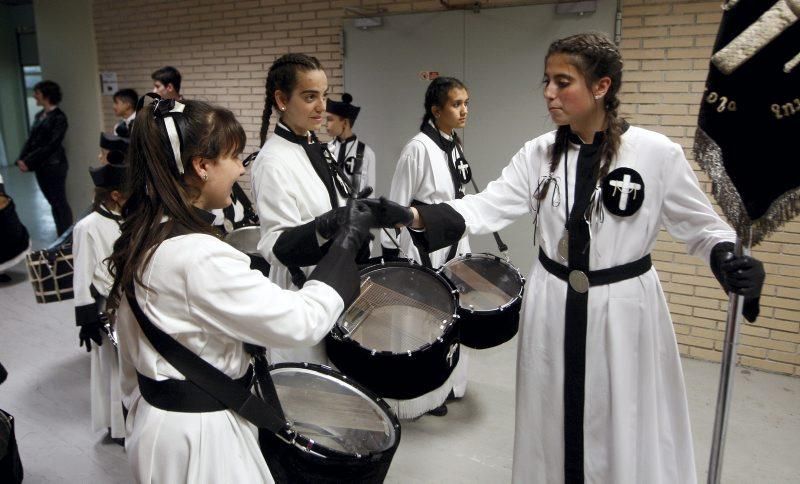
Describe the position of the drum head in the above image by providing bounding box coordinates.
[338,264,455,353]
[441,254,523,311]
[224,226,261,255]
[270,365,397,456]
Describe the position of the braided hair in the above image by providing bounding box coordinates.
[259,53,323,145]
[541,32,624,198]
[420,76,468,146]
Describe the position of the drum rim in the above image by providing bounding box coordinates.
[268,362,401,458]
[223,224,262,256]
[440,252,526,313]
[332,261,460,354]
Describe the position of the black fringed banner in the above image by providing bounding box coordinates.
[694,0,800,246]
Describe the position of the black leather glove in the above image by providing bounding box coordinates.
[710,242,765,322]
[78,321,104,352]
[333,199,375,251]
[314,207,348,240]
[360,197,414,228]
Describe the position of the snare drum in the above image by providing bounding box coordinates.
[326,262,460,400]
[440,253,525,349]
[224,226,270,277]
[259,363,400,483]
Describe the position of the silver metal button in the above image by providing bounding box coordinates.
[568,270,589,293]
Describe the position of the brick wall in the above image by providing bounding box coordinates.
[92,0,799,376]
[620,0,800,376]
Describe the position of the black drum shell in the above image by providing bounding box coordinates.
[259,362,401,484]
[326,261,460,400]
[326,326,460,400]
[260,430,398,484]
[457,297,521,349]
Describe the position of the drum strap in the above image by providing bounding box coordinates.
[125,285,289,433]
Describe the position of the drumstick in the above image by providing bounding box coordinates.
[446,262,513,308]
[381,228,410,260]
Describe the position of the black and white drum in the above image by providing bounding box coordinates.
[440,253,524,349]
[259,363,400,483]
[223,226,270,277]
[326,262,460,400]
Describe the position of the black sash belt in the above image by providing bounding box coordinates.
[538,248,652,289]
[137,365,254,413]
[539,247,651,483]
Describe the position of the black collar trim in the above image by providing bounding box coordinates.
[566,119,630,145]
[421,122,455,153]
[274,122,313,145]
[337,134,357,144]
[95,204,123,223]
[193,207,217,225]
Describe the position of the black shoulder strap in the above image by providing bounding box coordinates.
[355,141,365,166]
[124,286,287,433]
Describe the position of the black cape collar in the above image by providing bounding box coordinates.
[163,206,217,240]
[95,204,123,223]
[421,121,456,153]
[274,122,313,145]
[273,122,342,207]
[566,119,630,146]
[337,134,357,145]
[193,206,217,225]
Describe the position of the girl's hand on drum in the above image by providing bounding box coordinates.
[360,197,414,229]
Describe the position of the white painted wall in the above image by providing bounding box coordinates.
[0,4,36,167]
[34,0,103,213]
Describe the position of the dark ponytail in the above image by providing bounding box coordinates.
[259,53,323,145]
[419,76,468,133]
[539,32,624,200]
[108,97,246,308]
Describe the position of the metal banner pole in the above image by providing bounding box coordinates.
[707,236,749,484]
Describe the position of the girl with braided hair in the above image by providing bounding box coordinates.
[378,76,474,419]
[392,32,765,482]
[251,54,378,365]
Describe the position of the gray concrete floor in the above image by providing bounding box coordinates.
[1,165,797,483]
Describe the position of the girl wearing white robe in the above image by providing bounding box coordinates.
[402,33,765,483]
[252,54,363,366]
[380,77,473,419]
[326,135,376,195]
[73,157,127,440]
[110,95,372,483]
[325,93,377,195]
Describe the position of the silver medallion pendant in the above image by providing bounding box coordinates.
[557,232,569,263]
[568,270,590,293]
[223,218,234,233]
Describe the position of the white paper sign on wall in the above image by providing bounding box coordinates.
[100,71,118,95]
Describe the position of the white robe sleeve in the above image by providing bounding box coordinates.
[446,143,536,235]
[252,160,318,265]
[72,219,101,309]
[659,141,735,263]
[380,142,426,249]
[182,240,344,348]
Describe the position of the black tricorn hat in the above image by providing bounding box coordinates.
[92,132,128,188]
[89,162,126,188]
[99,132,129,152]
[326,93,360,123]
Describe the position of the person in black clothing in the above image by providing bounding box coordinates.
[0,174,30,282]
[16,80,73,235]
